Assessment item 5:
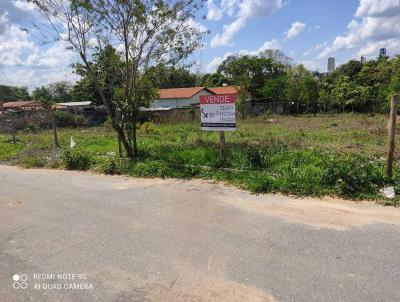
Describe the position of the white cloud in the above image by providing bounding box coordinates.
[0,1,78,89]
[206,38,281,72]
[298,60,318,71]
[319,0,400,59]
[285,22,306,39]
[355,0,400,18]
[209,0,284,47]
[207,0,223,21]
[210,17,246,47]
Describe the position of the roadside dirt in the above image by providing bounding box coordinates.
[132,277,277,302]
[219,189,400,231]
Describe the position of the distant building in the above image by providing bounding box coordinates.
[151,86,240,109]
[379,48,387,58]
[361,56,367,64]
[327,57,335,73]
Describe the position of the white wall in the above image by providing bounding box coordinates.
[153,89,213,109]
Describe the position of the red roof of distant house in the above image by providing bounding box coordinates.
[208,86,239,95]
[157,87,208,99]
[3,101,41,109]
[157,86,239,99]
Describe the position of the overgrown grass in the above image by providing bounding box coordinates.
[1,114,399,203]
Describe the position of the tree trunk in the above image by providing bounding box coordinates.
[79,52,134,159]
[115,125,134,158]
[132,125,138,156]
[49,109,60,148]
[118,133,123,157]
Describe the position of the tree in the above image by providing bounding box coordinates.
[217,55,287,99]
[0,85,30,102]
[284,64,318,113]
[33,86,60,147]
[146,64,199,89]
[30,0,206,158]
[337,60,363,80]
[261,75,287,102]
[198,73,228,87]
[332,75,357,112]
[48,81,73,102]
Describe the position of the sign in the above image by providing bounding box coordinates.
[200,94,236,131]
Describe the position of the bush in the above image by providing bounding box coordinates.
[20,156,46,168]
[62,149,94,170]
[54,111,87,127]
[322,154,385,199]
[95,156,130,175]
[139,121,160,135]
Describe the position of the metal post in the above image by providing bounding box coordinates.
[219,131,226,158]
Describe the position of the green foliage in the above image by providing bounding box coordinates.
[33,82,72,104]
[4,115,400,202]
[95,156,129,175]
[62,149,94,170]
[217,54,287,99]
[19,156,46,168]
[54,111,87,127]
[146,64,199,89]
[323,154,386,199]
[139,122,160,135]
[0,85,30,102]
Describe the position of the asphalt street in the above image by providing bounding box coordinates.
[0,165,400,302]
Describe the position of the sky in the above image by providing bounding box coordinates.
[1,0,400,90]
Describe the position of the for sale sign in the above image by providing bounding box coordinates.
[200,94,236,131]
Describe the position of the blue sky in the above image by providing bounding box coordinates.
[1,0,400,89]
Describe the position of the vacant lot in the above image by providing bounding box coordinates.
[1,114,399,202]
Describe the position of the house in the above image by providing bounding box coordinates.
[2,100,41,111]
[207,86,239,96]
[152,87,214,109]
[151,86,240,109]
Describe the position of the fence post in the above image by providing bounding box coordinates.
[219,131,226,158]
[386,95,399,177]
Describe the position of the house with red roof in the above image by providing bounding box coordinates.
[152,86,240,109]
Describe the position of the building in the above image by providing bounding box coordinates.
[327,57,335,73]
[361,56,367,64]
[151,86,240,109]
[379,48,387,58]
[2,100,41,112]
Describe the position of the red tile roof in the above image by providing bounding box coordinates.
[207,86,239,95]
[156,86,240,100]
[3,101,41,109]
[157,87,206,99]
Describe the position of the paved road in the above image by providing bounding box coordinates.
[1,165,400,302]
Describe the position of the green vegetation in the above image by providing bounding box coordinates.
[0,85,30,103]
[1,114,399,204]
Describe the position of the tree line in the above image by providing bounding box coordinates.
[2,51,400,114]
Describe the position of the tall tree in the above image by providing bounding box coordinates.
[146,64,199,89]
[30,0,206,158]
[217,54,287,99]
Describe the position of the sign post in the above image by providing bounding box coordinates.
[200,94,236,157]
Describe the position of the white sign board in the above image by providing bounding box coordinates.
[200,94,236,131]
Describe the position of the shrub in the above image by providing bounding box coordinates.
[20,156,46,168]
[139,121,160,135]
[62,149,94,170]
[54,111,87,127]
[322,154,385,199]
[95,156,130,175]
[245,172,275,193]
